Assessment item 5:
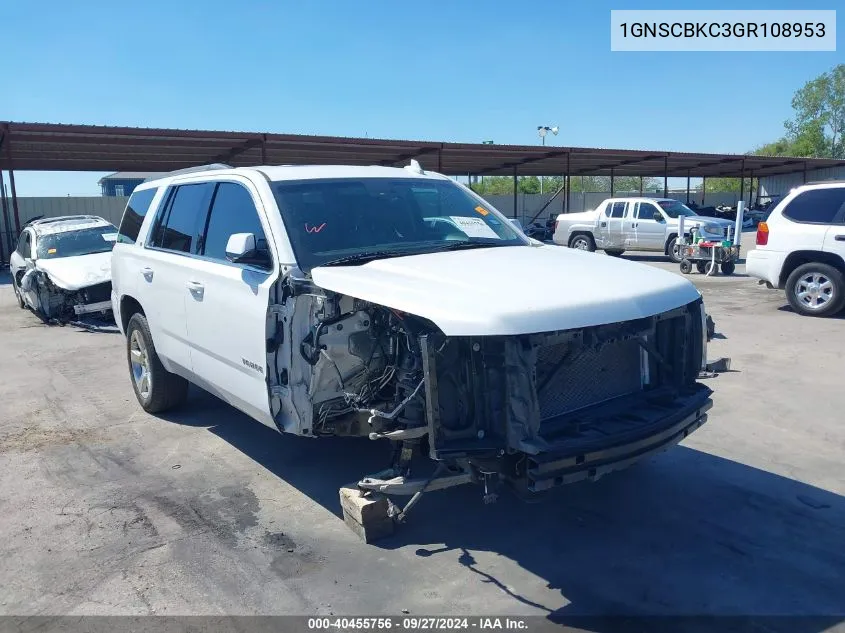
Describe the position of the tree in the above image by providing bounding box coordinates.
[784,64,845,158]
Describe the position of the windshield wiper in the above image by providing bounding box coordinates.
[318,250,417,267]
[429,241,514,253]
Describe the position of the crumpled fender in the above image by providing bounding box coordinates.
[20,268,39,293]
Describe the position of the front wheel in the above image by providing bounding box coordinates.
[785,263,845,317]
[720,260,736,275]
[569,234,596,252]
[666,237,682,263]
[679,259,693,274]
[126,313,189,413]
[12,280,25,309]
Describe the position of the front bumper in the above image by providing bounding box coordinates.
[526,388,712,493]
[73,300,113,316]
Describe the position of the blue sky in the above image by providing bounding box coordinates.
[2,0,843,195]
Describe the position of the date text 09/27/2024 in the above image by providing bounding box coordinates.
[307,617,528,630]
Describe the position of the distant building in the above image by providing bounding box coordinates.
[98,172,165,197]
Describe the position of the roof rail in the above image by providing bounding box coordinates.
[28,215,103,226]
[804,179,845,186]
[145,163,233,182]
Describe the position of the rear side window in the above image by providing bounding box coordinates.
[118,188,157,244]
[151,183,214,253]
[609,202,626,218]
[782,188,845,224]
[200,182,269,266]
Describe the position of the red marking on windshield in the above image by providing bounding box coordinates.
[305,223,327,233]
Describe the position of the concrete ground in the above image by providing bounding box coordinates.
[0,250,843,621]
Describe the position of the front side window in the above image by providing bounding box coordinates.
[637,202,659,219]
[36,225,118,260]
[152,183,214,253]
[782,188,845,224]
[118,187,157,244]
[271,177,525,271]
[657,200,696,218]
[17,231,31,258]
[201,182,269,267]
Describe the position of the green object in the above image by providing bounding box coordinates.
[722,240,732,247]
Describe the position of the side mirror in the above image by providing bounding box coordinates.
[225,233,270,267]
[652,211,665,222]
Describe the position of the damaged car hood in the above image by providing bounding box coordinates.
[311,245,701,336]
[35,252,112,290]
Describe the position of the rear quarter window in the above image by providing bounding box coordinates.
[782,188,845,225]
[118,187,158,244]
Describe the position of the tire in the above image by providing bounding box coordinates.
[666,236,682,263]
[605,249,624,257]
[696,261,707,275]
[721,260,736,275]
[126,312,188,413]
[785,262,845,318]
[705,261,719,276]
[679,259,693,274]
[569,234,596,252]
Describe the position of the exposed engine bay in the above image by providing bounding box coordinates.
[19,268,113,322]
[270,277,712,520]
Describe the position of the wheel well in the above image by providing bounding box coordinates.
[779,251,845,288]
[120,295,145,333]
[569,231,594,246]
[664,233,678,253]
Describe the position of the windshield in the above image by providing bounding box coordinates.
[271,177,526,271]
[36,225,118,259]
[657,200,697,218]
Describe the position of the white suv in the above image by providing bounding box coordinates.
[746,181,845,317]
[111,162,711,519]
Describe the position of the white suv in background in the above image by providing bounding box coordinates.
[746,181,845,317]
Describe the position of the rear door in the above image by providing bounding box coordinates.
[183,179,279,428]
[141,182,214,376]
[605,201,627,248]
[817,187,845,260]
[633,201,666,250]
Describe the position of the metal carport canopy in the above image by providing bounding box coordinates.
[2,121,845,178]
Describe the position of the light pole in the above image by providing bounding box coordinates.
[537,126,558,193]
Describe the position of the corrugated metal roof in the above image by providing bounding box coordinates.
[3,121,845,178]
[97,171,167,183]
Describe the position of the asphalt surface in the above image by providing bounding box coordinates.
[0,249,844,622]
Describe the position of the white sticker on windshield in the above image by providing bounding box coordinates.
[101,232,118,242]
[448,216,500,239]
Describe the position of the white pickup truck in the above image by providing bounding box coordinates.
[111,162,712,528]
[554,197,736,262]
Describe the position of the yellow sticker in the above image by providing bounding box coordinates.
[47,248,57,254]
[474,205,490,216]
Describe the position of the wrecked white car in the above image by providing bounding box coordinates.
[111,162,713,531]
[10,216,118,321]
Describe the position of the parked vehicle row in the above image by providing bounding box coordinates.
[552,197,736,263]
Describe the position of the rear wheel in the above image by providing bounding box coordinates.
[704,261,719,275]
[126,313,189,413]
[679,260,693,274]
[569,234,596,252]
[721,260,736,275]
[696,261,707,275]
[666,236,682,263]
[605,249,624,257]
[785,263,845,317]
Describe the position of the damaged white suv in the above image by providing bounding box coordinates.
[10,215,118,321]
[111,162,712,519]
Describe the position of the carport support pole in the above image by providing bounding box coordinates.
[512,167,518,219]
[701,177,706,205]
[610,168,615,197]
[0,170,9,259]
[639,176,643,196]
[748,172,754,206]
[8,169,20,235]
[686,171,691,204]
[740,161,745,204]
[565,152,571,213]
[663,157,668,198]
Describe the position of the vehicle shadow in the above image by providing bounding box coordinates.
[163,388,845,624]
[777,305,845,320]
[0,270,12,286]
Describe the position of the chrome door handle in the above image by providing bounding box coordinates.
[600,222,607,227]
[835,235,845,241]
[141,267,154,281]
[186,280,204,298]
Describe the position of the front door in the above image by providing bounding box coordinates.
[183,179,279,429]
[603,201,627,249]
[633,201,667,251]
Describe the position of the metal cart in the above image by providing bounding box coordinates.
[679,240,740,276]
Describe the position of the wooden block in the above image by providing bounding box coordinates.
[339,484,394,543]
